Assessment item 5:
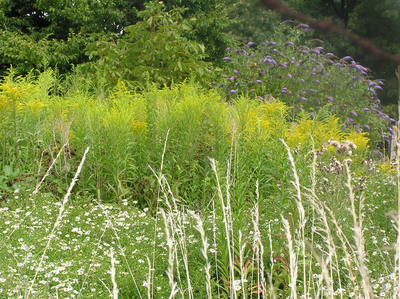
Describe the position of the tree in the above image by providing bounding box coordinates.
[0,0,233,77]
[79,1,211,87]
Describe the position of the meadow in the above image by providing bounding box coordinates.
[0,22,399,299]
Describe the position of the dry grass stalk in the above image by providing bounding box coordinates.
[281,139,307,298]
[151,129,169,298]
[190,211,213,299]
[345,164,374,298]
[161,209,178,299]
[25,146,89,299]
[110,248,119,299]
[282,217,298,299]
[33,142,68,195]
[210,157,236,299]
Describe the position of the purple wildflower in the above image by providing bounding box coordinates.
[342,56,353,61]
[326,96,333,102]
[310,88,315,93]
[223,57,233,61]
[325,53,334,57]
[270,42,276,45]
[282,20,294,24]
[297,24,309,29]
[315,79,320,83]
[230,90,237,94]
[249,89,254,93]
[256,80,262,84]
[246,42,255,48]
[226,47,230,52]
[234,69,239,75]
[300,79,305,85]
[284,42,294,46]
[364,125,370,131]
[230,76,235,81]
[281,88,288,94]
[387,127,394,135]
[374,151,382,158]
[390,118,396,123]
[299,97,307,101]
[298,50,308,54]
[258,96,263,100]
[349,111,358,117]
[248,81,253,84]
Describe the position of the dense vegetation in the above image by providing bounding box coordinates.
[0,1,399,298]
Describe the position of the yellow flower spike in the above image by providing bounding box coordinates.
[131,119,148,134]
[0,95,9,110]
[25,98,47,113]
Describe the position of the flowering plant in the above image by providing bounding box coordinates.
[213,22,394,151]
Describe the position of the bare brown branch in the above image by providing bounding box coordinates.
[258,0,400,64]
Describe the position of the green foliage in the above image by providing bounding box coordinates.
[80,1,212,87]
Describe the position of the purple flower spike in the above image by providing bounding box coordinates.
[374,151,382,158]
[300,79,305,85]
[325,53,335,57]
[270,41,276,45]
[223,57,233,61]
[364,125,370,131]
[363,108,370,112]
[248,81,253,84]
[287,74,292,78]
[390,118,396,123]
[246,42,255,48]
[230,76,236,81]
[326,96,333,102]
[300,97,307,101]
[349,111,358,117]
[282,20,294,24]
[315,80,320,83]
[226,47,230,52]
[234,69,239,75]
[310,89,315,93]
[230,90,237,94]
[297,24,309,29]
[258,96,263,100]
[387,127,394,135]
[342,56,353,61]
[281,88,288,94]
[284,42,294,46]
[249,89,254,93]
[256,80,263,84]
[377,80,384,85]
